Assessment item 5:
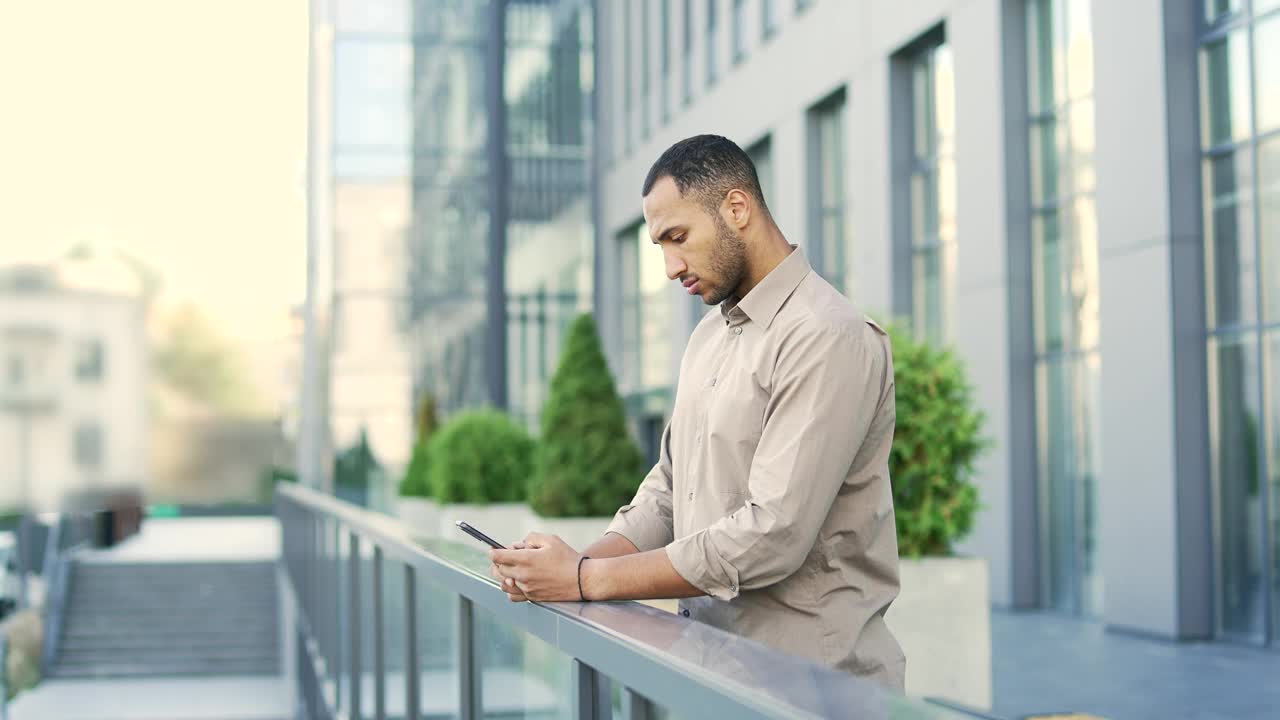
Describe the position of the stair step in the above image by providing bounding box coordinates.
[61,632,278,650]
[58,647,278,663]
[50,659,280,679]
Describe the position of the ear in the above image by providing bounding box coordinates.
[724,188,751,230]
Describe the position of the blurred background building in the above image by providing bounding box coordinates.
[0,261,148,513]
[299,0,1279,651]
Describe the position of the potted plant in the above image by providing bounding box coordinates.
[879,324,991,710]
[527,314,645,550]
[427,409,536,544]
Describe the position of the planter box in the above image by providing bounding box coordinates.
[394,497,439,539]
[885,556,991,710]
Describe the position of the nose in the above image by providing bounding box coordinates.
[663,245,687,281]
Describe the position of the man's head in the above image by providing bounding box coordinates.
[641,135,771,305]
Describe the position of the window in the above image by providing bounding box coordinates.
[75,339,105,382]
[683,0,694,104]
[662,0,672,122]
[762,0,778,38]
[74,422,103,470]
[1198,0,1280,645]
[808,91,847,293]
[1026,0,1102,618]
[746,135,774,208]
[902,35,955,346]
[641,0,651,138]
[623,0,633,153]
[706,0,719,86]
[732,0,748,63]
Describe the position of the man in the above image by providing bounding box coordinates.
[490,134,905,690]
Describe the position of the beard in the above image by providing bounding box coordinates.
[703,212,748,306]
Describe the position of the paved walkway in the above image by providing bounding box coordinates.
[9,516,288,720]
[992,610,1280,720]
[10,675,291,720]
[76,516,280,564]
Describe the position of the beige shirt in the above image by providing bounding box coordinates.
[606,247,906,690]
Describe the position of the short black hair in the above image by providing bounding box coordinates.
[641,134,770,217]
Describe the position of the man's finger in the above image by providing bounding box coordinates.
[507,592,527,603]
[523,532,549,547]
[490,548,526,566]
[511,541,528,550]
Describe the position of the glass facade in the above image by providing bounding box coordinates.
[503,0,595,428]
[907,38,956,346]
[1026,0,1102,617]
[808,92,847,293]
[1199,0,1280,645]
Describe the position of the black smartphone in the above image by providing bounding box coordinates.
[455,520,505,549]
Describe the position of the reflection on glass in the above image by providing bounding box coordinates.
[1204,151,1258,329]
[1069,196,1100,350]
[907,40,954,346]
[1210,334,1266,640]
[1257,15,1280,135]
[1200,31,1252,147]
[1262,137,1280,322]
[1033,212,1064,353]
[1027,0,1100,617]
[810,95,846,292]
[1038,358,1074,613]
[1030,119,1059,205]
[1268,331,1280,647]
[475,605,573,719]
[1205,0,1243,23]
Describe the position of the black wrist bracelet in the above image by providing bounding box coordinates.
[577,554,590,602]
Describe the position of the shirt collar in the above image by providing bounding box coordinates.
[719,245,811,329]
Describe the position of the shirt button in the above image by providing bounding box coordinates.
[681,609,690,617]
[732,327,742,335]
[687,491,694,500]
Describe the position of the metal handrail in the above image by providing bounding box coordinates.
[38,514,91,676]
[277,483,965,720]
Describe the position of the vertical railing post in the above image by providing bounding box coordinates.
[405,564,420,720]
[458,597,481,720]
[372,545,385,720]
[622,688,655,720]
[574,660,613,720]
[349,531,362,720]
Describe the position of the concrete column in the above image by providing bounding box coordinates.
[1091,0,1211,638]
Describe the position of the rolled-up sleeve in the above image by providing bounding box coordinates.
[666,321,885,600]
[606,421,676,552]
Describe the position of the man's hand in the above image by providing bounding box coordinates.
[490,541,530,602]
[489,533,583,602]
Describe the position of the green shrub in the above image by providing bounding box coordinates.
[529,314,645,517]
[427,410,534,504]
[886,324,988,557]
[400,395,440,498]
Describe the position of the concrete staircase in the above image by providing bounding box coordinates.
[47,560,280,679]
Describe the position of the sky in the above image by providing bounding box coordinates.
[0,0,308,352]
